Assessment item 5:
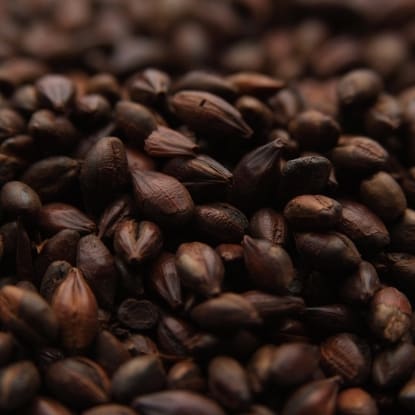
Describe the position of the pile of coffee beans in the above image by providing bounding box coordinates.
[2,1,415,414]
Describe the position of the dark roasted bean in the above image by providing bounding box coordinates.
[0,361,40,410]
[295,232,361,273]
[249,208,288,246]
[336,388,378,415]
[370,287,412,343]
[176,242,224,297]
[52,267,98,351]
[80,136,129,215]
[320,333,371,386]
[77,234,117,308]
[281,377,339,415]
[45,357,110,410]
[242,236,295,293]
[112,355,166,403]
[0,285,58,347]
[208,356,251,410]
[118,299,159,330]
[131,169,194,227]
[170,91,252,139]
[372,342,415,389]
[133,390,226,415]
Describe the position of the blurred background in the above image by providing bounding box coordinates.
[0,0,415,93]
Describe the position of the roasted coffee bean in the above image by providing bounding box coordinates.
[126,147,156,171]
[1,180,41,221]
[94,330,130,376]
[74,94,111,127]
[365,94,401,139]
[131,169,194,227]
[235,95,274,134]
[0,153,26,186]
[227,72,284,97]
[176,242,224,297]
[360,172,407,222]
[0,109,25,141]
[248,345,277,394]
[118,299,159,330]
[303,304,358,335]
[52,267,98,351]
[40,260,72,302]
[370,287,412,343]
[20,156,79,202]
[128,68,170,105]
[37,203,96,236]
[80,136,129,214]
[242,291,304,319]
[115,101,157,146]
[242,236,295,293]
[279,155,331,198]
[167,360,206,392]
[35,229,79,280]
[0,133,35,160]
[163,154,232,200]
[337,69,382,107]
[0,361,40,410]
[97,195,135,240]
[114,219,163,266]
[336,388,378,415]
[172,71,237,100]
[281,377,339,415]
[123,334,159,358]
[231,139,283,211]
[339,261,381,305]
[320,333,371,386]
[170,90,252,139]
[85,74,121,103]
[112,355,166,403]
[284,195,342,230]
[270,343,320,387]
[133,390,226,415]
[192,203,248,243]
[77,234,117,308]
[0,285,58,347]
[373,252,415,300]
[389,209,415,254]
[45,357,110,410]
[190,293,261,330]
[372,342,415,389]
[28,397,73,415]
[249,208,288,246]
[330,136,388,176]
[208,356,251,410]
[337,199,390,254]
[150,252,182,309]
[295,232,361,273]
[36,74,75,112]
[28,110,78,155]
[12,85,40,115]
[145,126,198,158]
[289,110,340,151]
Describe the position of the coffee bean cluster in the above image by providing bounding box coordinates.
[1,1,415,414]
